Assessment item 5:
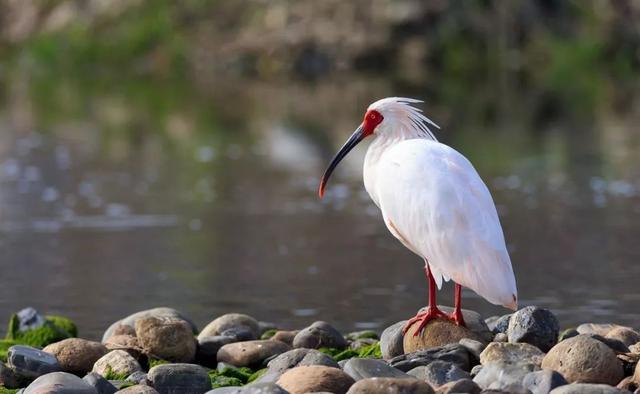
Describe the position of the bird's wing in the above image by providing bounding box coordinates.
[376,139,517,309]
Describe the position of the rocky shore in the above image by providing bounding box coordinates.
[0,306,639,393]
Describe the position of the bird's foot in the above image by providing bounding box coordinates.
[449,308,466,327]
[402,306,448,337]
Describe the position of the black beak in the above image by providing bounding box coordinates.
[319,125,366,198]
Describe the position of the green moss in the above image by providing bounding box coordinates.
[260,329,278,340]
[0,387,21,394]
[103,365,130,381]
[345,330,379,341]
[319,342,382,361]
[149,358,170,368]
[46,316,78,337]
[247,368,267,383]
[356,342,382,358]
[218,366,253,382]
[4,314,76,349]
[0,339,20,362]
[208,365,256,388]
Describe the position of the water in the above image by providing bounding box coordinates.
[1,70,640,339]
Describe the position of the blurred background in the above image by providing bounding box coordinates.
[0,0,639,339]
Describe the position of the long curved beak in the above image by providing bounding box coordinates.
[318,125,366,198]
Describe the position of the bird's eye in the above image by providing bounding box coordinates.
[370,113,376,120]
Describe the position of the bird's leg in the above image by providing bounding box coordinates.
[402,265,447,336]
[449,283,466,327]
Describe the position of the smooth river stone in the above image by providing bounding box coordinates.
[217,340,291,367]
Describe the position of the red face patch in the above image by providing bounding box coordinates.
[362,110,384,136]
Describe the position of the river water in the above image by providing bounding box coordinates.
[0,71,639,339]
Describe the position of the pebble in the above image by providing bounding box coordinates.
[83,371,118,394]
[118,385,160,394]
[292,321,348,350]
[270,331,298,346]
[407,360,470,386]
[605,327,640,347]
[435,378,481,394]
[342,358,411,381]
[507,306,560,352]
[346,377,434,394]
[102,307,197,342]
[559,328,579,341]
[8,345,62,379]
[217,340,291,368]
[380,321,406,360]
[485,314,512,335]
[549,383,630,394]
[206,383,289,394]
[276,366,354,394]
[256,348,339,383]
[473,362,539,391]
[147,363,211,394]
[541,334,624,385]
[389,343,470,372]
[479,342,545,366]
[135,316,197,363]
[586,334,630,353]
[43,338,108,375]
[23,371,97,394]
[126,371,149,385]
[198,313,260,341]
[0,360,27,388]
[576,323,623,337]
[403,318,484,352]
[458,338,486,360]
[196,335,236,367]
[494,332,508,342]
[92,350,143,378]
[428,306,493,342]
[522,369,568,394]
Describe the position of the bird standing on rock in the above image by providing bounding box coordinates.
[319,97,517,335]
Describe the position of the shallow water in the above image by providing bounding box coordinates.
[1,71,640,339]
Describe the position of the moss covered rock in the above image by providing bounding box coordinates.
[4,312,77,349]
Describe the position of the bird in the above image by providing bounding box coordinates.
[318,97,517,335]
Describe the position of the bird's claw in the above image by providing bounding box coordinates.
[403,307,467,336]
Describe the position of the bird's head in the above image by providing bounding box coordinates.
[318,97,439,198]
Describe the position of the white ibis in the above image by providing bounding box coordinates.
[319,97,517,335]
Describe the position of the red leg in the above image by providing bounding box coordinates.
[450,283,466,327]
[402,265,447,336]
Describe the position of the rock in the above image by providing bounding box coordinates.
[6,311,75,349]
[435,378,481,394]
[127,371,148,385]
[494,333,508,342]
[606,327,640,347]
[389,343,471,372]
[549,383,629,394]
[83,372,118,394]
[407,360,470,386]
[345,331,379,341]
[617,376,637,392]
[576,323,623,337]
[0,360,27,388]
[485,314,512,335]
[469,364,482,377]
[270,331,298,346]
[92,350,143,378]
[102,308,197,343]
[258,322,277,335]
[198,314,260,341]
[541,334,624,385]
[205,383,289,394]
[559,328,579,341]
[104,335,144,359]
[418,306,493,343]
[458,338,486,360]
[147,363,211,394]
[276,366,354,394]
[585,334,630,353]
[43,338,108,375]
[522,369,568,394]
[196,336,236,368]
[135,317,197,363]
[632,360,640,385]
[23,371,97,394]
[343,358,410,381]
[380,321,406,360]
[217,340,291,368]
[16,308,47,332]
[292,321,347,350]
[8,345,62,379]
[118,385,160,394]
[349,338,378,350]
[112,324,137,337]
[256,348,339,383]
[346,377,434,394]
[404,318,484,352]
[473,362,538,391]
[507,306,560,352]
[479,342,545,366]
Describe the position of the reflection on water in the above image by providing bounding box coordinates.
[0,68,640,339]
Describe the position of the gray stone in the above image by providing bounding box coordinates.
[380,321,405,360]
[486,314,512,335]
[8,345,62,379]
[459,338,486,360]
[217,340,291,368]
[522,369,568,394]
[102,307,197,342]
[292,321,347,350]
[83,372,117,394]
[147,363,211,394]
[24,372,98,394]
[407,360,470,386]
[605,327,640,347]
[470,364,483,377]
[16,307,46,332]
[92,350,143,378]
[576,323,623,337]
[220,327,256,342]
[507,306,560,352]
[256,348,339,384]
[479,342,545,366]
[206,383,289,393]
[118,385,159,394]
[198,314,260,341]
[389,343,471,372]
[436,378,481,393]
[345,331,379,341]
[346,377,434,394]
[585,333,630,353]
[550,383,629,394]
[494,333,508,342]
[126,371,148,385]
[343,358,411,381]
[473,362,539,391]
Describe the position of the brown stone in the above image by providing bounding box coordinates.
[479,342,545,366]
[198,313,260,339]
[436,378,481,394]
[277,366,355,394]
[112,324,137,337]
[403,318,483,352]
[135,317,196,363]
[347,377,434,394]
[117,385,160,394]
[92,350,142,378]
[43,338,108,375]
[272,330,299,346]
[606,327,640,347]
[217,340,291,367]
[541,334,624,385]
